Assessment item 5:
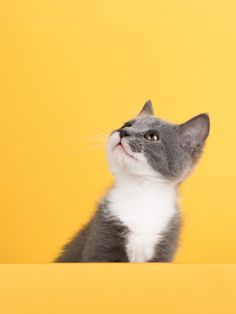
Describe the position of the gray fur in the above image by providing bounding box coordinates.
[55,199,181,263]
[55,101,210,263]
[119,113,209,181]
[55,199,129,262]
[150,212,181,262]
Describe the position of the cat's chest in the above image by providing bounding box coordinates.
[108,183,177,262]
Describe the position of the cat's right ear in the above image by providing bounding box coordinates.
[178,113,210,156]
[138,100,154,117]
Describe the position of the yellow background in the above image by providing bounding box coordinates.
[0,0,236,263]
[0,264,236,314]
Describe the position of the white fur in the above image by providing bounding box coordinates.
[106,131,178,262]
[107,176,177,262]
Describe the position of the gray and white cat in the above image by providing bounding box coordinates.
[55,101,210,262]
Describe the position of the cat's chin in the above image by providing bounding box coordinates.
[114,143,137,160]
[110,146,138,169]
[107,147,160,180]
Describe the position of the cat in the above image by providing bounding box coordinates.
[55,101,210,262]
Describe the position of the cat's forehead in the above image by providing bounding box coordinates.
[131,116,170,130]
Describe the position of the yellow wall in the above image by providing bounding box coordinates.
[0,0,236,263]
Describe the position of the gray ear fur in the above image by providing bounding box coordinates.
[178,113,210,155]
[138,100,154,116]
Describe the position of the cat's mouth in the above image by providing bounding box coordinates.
[115,141,136,159]
[108,132,137,161]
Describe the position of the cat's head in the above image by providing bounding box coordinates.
[106,101,210,184]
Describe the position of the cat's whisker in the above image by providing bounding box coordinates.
[64,126,108,146]
[78,123,109,137]
[65,129,108,144]
[71,135,108,141]
[63,133,108,145]
[61,124,109,137]
[68,137,107,142]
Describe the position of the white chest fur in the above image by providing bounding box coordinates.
[107,177,177,262]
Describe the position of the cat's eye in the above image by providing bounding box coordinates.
[144,130,160,141]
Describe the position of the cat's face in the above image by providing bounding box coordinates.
[106,101,210,183]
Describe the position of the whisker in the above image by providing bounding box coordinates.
[78,123,109,136]
[63,133,108,145]
[67,137,106,143]
[71,134,108,141]
[60,124,110,153]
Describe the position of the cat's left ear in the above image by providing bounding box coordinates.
[178,113,210,155]
[138,100,154,116]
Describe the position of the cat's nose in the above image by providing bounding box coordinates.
[120,129,130,139]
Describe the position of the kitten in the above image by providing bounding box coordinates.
[55,101,210,262]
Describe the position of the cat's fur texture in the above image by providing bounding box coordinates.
[55,101,210,262]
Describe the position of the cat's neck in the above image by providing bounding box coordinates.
[110,173,178,206]
[114,173,177,190]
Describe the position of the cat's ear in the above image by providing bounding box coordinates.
[138,100,154,116]
[178,113,210,155]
